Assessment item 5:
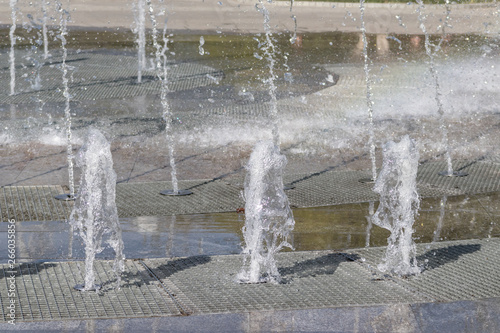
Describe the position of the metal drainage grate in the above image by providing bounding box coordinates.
[0,51,223,104]
[144,252,430,315]
[418,160,500,195]
[350,238,500,302]
[115,179,244,218]
[2,161,500,221]
[0,260,183,322]
[2,238,500,322]
[0,186,72,223]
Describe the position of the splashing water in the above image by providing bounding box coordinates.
[69,128,125,291]
[9,0,18,96]
[238,140,295,284]
[372,135,421,277]
[133,0,146,83]
[56,0,75,198]
[256,0,280,147]
[41,0,50,59]
[360,0,377,182]
[26,13,44,91]
[417,0,454,176]
[147,1,183,194]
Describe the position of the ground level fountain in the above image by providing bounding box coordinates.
[1,0,500,331]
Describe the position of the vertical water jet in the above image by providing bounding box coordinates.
[416,0,467,177]
[134,0,147,83]
[42,0,50,59]
[54,0,76,201]
[360,0,377,183]
[372,135,421,277]
[9,0,18,96]
[238,141,295,284]
[146,0,191,196]
[256,0,280,147]
[70,128,125,291]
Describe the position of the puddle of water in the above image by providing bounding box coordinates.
[2,192,498,262]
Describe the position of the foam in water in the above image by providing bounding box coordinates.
[372,135,421,277]
[238,140,295,284]
[69,128,125,291]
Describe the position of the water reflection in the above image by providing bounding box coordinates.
[432,196,447,242]
[121,191,493,256]
[2,192,499,262]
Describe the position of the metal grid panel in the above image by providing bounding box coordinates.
[3,161,500,221]
[284,169,460,208]
[0,186,72,222]
[115,179,244,217]
[0,260,182,322]
[2,239,500,322]
[418,161,500,195]
[350,238,500,302]
[193,103,310,121]
[0,52,223,104]
[144,251,429,315]
[405,239,500,302]
[285,170,378,207]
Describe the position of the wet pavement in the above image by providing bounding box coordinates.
[1,1,500,331]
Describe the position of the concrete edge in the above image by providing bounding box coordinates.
[1,297,500,332]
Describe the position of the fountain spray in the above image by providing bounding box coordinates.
[54,0,76,201]
[359,0,377,183]
[238,140,295,284]
[256,0,280,147]
[26,14,44,91]
[416,0,467,177]
[146,0,191,196]
[41,0,50,59]
[133,0,147,83]
[372,135,421,277]
[9,0,18,96]
[70,128,125,291]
